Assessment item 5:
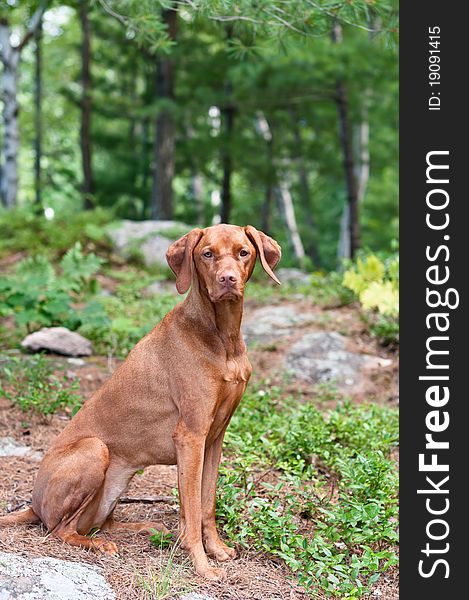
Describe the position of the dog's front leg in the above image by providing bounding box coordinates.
[173,421,226,581]
[201,428,236,561]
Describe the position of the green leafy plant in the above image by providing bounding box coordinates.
[0,354,81,418]
[0,243,106,334]
[216,385,399,597]
[149,530,173,550]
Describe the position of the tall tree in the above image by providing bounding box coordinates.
[78,0,94,210]
[220,82,234,224]
[151,6,177,220]
[34,17,42,207]
[0,1,47,208]
[332,22,361,261]
[291,111,321,267]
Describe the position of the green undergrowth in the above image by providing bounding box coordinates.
[0,243,104,334]
[217,384,399,598]
[0,354,81,419]
[246,270,355,308]
[79,274,179,357]
[0,207,114,260]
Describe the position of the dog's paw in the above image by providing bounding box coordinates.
[97,540,119,556]
[209,544,237,562]
[201,566,226,581]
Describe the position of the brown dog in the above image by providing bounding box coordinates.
[0,224,281,580]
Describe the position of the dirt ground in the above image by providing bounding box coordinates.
[0,299,399,599]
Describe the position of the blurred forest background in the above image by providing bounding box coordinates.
[1,0,398,269]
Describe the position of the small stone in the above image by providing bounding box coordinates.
[0,437,42,460]
[21,327,92,357]
[66,358,86,367]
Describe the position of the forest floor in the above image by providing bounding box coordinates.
[0,279,399,600]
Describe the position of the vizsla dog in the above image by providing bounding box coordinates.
[0,224,281,580]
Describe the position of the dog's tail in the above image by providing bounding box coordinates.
[0,506,41,528]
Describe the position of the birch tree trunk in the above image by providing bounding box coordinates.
[0,3,47,209]
[255,112,305,261]
[292,111,321,267]
[276,180,305,262]
[254,113,275,234]
[0,34,20,209]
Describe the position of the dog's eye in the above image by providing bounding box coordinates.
[239,250,249,257]
[203,251,213,258]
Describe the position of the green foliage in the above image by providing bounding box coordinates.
[343,254,399,317]
[0,207,114,260]
[79,274,178,357]
[246,270,354,307]
[217,385,398,597]
[149,530,173,550]
[0,243,105,333]
[0,354,81,418]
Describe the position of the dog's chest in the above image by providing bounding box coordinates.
[222,353,252,385]
[208,354,251,440]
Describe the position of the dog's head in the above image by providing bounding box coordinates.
[166,224,281,301]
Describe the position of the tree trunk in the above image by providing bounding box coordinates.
[356,90,370,202]
[337,89,370,265]
[291,112,320,267]
[141,66,153,209]
[262,180,274,235]
[254,112,275,234]
[79,0,94,210]
[151,8,177,220]
[0,34,20,209]
[276,180,306,263]
[332,22,361,261]
[220,94,234,224]
[0,4,46,209]
[191,169,204,224]
[34,20,42,207]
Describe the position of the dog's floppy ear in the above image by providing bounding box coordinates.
[244,225,281,285]
[166,228,203,294]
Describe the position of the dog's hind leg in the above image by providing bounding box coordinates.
[32,437,119,554]
[101,514,169,535]
[0,506,41,527]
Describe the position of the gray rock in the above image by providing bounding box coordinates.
[284,332,390,386]
[0,437,42,461]
[21,327,92,357]
[276,268,311,285]
[0,552,115,599]
[242,306,317,345]
[106,220,191,268]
